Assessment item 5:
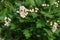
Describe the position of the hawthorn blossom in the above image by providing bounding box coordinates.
[58,1,60,3]
[35,7,39,12]
[19,6,39,18]
[42,4,50,7]
[29,8,39,12]
[46,4,49,6]
[50,21,53,26]
[52,22,58,33]
[4,21,10,26]
[54,2,58,4]
[4,17,11,26]
[16,11,19,13]
[47,20,49,23]
[42,4,46,6]
[19,6,28,18]
[29,9,34,12]
[53,2,59,7]
[8,17,11,21]
[20,12,28,18]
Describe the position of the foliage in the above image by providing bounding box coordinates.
[0,0,60,40]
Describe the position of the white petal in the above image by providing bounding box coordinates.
[50,21,53,26]
[20,12,26,18]
[20,6,25,11]
[16,11,19,13]
[5,16,7,20]
[8,17,11,21]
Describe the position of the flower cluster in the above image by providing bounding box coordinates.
[17,6,39,18]
[54,2,59,7]
[19,6,29,18]
[4,17,11,26]
[42,4,49,7]
[47,20,58,33]
[29,7,39,12]
[42,1,60,7]
[52,22,58,33]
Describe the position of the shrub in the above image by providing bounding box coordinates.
[0,0,60,40]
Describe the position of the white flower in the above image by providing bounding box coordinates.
[54,2,58,4]
[42,4,46,6]
[58,1,60,3]
[46,4,49,7]
[54,22,58,27]
[25,12,28,16]
[19,6,28,18]
[42,4,45,6]
[54,2,59,7]
[16,11,19,13]
[47,20,49,23]
[35,10,38,12]
[4,21,10,26]
[29,9,34,12]
[35,7,39,10]
[50,21,53,26]
[25,9,29,12]
[5,16,7,20]
[35,7,39,12]
[4,17,11,26]
[56,5,58,7]
[52,22,58,33]
[20,12,28,18]
[20,6,25,11]
[8,17,11,21]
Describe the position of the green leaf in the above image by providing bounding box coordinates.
[0,8,8,22]
[35,0,42,6]
[23,29,31,39]
[36,19,45,28]
[31,13,38,18]
[15,1,21,7]
[0,8,7,16]
[30,0,35,6]
[57,18,60,24]
[24,0,35,8]
[40,11,54,18]
[4,1,12,7]
[43,28,52,36]
[48,37,54,40]
[49,0,56,5]
[0,28,2,34]
[55,28,60,36]
[10,23,16,30]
